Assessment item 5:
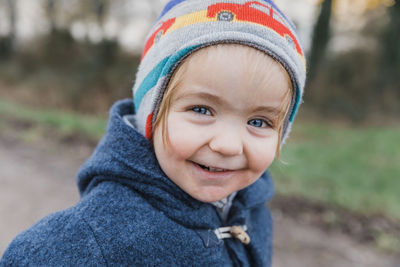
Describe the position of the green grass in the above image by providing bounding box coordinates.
[0,100,107,139]
[270,122,400,221]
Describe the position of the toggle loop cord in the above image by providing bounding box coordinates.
[214,225,251,245]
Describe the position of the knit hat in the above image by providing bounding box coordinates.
[132,0,306,144]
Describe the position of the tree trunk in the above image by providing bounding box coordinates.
[380,0,400,82]
[307,0,333,83]
[378,0,400,113]
[7,0,17,41]
[47,0,56,32]
[1,0,17,57]
[93,0,106,27]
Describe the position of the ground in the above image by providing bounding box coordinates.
[0,128,399,266]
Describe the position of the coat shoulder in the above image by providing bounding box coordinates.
[1,203,106,266]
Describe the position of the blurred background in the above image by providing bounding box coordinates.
[0,0,399,266]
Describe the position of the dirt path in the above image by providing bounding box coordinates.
[0,134,399,266]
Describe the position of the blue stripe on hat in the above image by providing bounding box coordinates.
[158,0,187,21]
[134,57,169,112]
[134,44,201,112]
[289,85,301,122]
[160,45,201,77]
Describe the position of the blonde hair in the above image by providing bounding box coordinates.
[154,44,293,158]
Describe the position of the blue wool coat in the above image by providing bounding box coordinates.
[1,100,274,267]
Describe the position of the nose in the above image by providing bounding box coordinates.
[209,125,244,156]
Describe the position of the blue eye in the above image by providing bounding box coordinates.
[248,119,268,128]
[192,106,211,115]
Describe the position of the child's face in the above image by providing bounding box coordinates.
[153,46,290,203]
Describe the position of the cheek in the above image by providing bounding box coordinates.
[248,136,278,173]
[166,116,205,159]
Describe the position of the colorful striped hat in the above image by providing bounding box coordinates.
[132,0,306,143]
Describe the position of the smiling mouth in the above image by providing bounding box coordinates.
[196,163,230,172]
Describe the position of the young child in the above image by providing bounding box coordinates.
[1,0,305,266]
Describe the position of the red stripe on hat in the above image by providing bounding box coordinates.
[145,113,154,140]
[207,2,303,56]
[142,18,176,60]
